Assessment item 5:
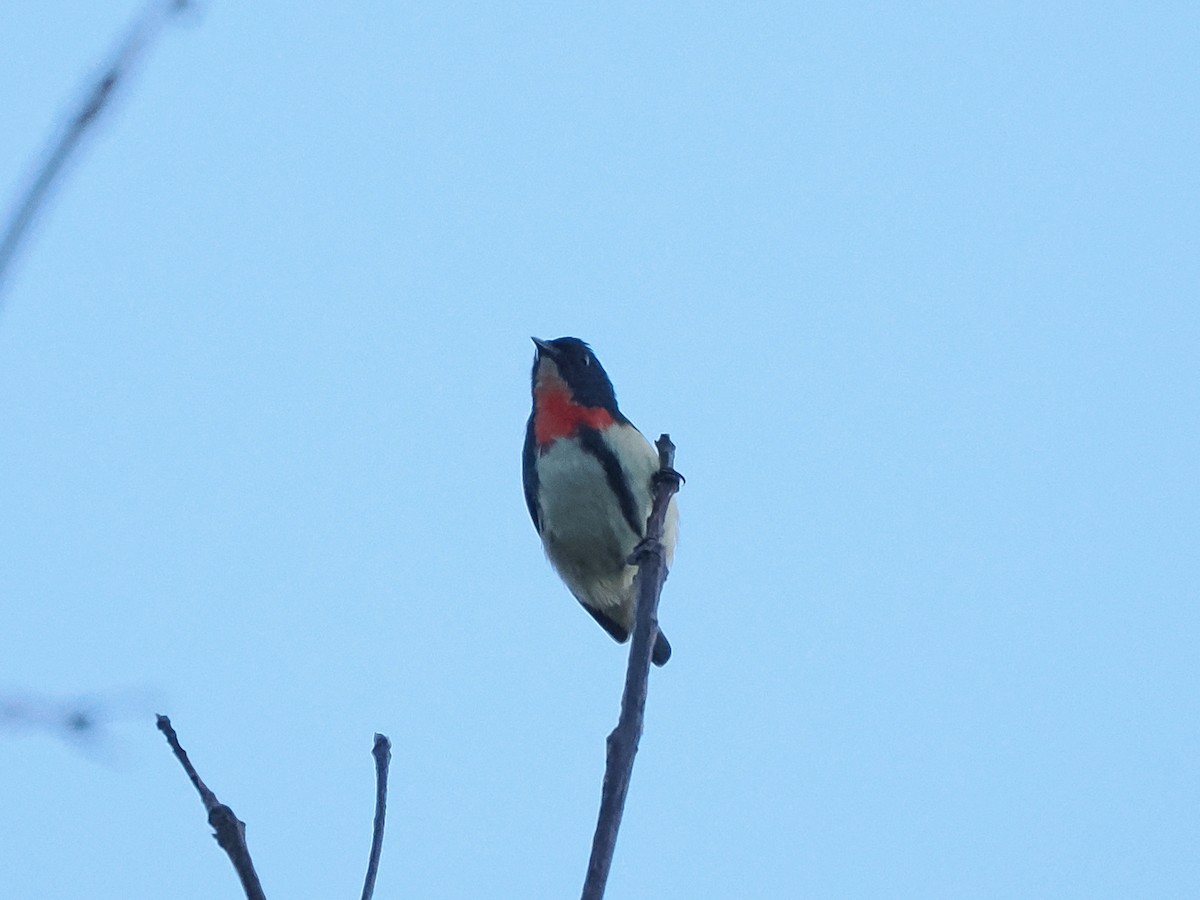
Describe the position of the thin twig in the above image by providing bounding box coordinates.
[360,733,393,900]
[581,435,682,900]
[0,0,192,300]
[156,715,267,900]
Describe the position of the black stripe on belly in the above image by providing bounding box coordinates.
[577,425,645,538]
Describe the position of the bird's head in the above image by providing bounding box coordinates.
[529,337,625,446]
[531,337,620,413]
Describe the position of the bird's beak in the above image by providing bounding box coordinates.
[531,337,556,357]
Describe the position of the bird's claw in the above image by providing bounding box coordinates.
[652,467,685,489]
[628,537,664,565]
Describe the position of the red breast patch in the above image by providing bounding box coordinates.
[534,384,614,446]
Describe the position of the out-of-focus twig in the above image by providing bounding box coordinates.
[156,715,267,900]
[581,435,683,900]
[1,688,158,761]
[0,0,193,301]
[360,733,393,900]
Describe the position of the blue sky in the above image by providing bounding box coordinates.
[1,2,1197,897]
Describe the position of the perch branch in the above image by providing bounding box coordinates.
[156,715,266,900]
[581,434,683,900]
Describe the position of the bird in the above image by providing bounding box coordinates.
[522,336,678,665]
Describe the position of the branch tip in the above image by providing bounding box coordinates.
[361,732,393,900]
[156,715,266,900]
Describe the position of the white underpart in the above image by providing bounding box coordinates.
[536,422,679,633]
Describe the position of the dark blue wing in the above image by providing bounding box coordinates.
[521,411,541,531]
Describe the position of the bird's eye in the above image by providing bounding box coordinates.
[582,355,591,366]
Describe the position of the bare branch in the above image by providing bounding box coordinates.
[156,715,267,900]
[360,733,393,900]
[581,434,683,900]
[0,0,193,300]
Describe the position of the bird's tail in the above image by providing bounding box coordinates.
[652,629,672,666]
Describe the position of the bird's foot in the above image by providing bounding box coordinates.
[652,466,685,490]
[628,537,664,565]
